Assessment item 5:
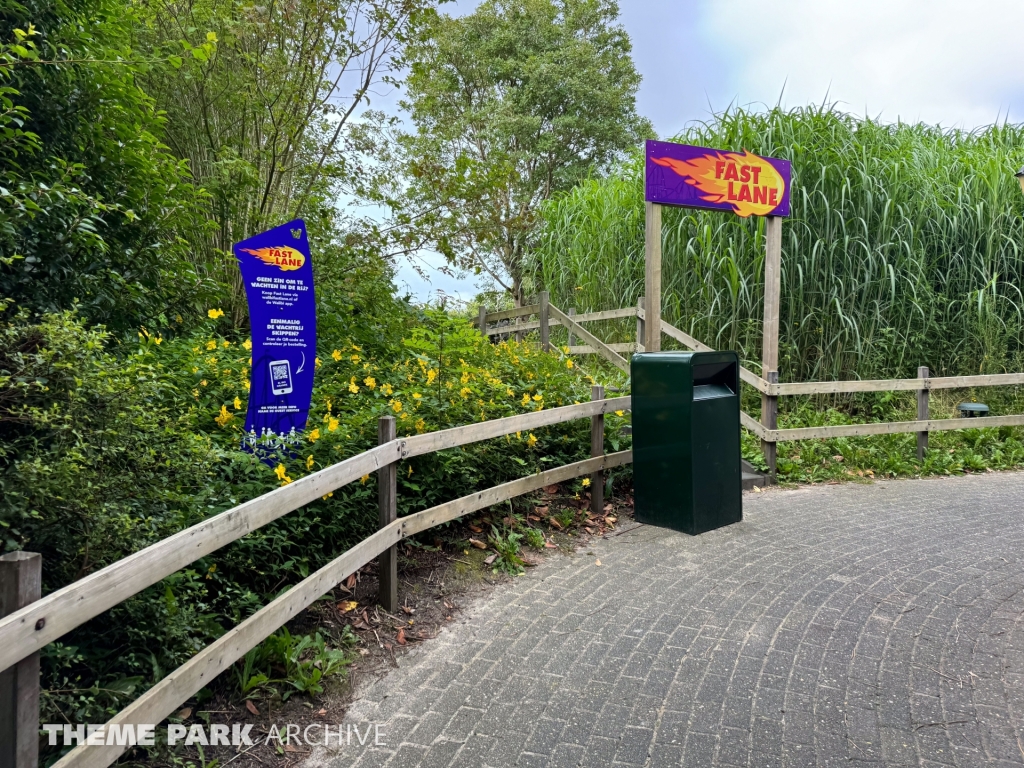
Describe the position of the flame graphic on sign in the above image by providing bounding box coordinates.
[651,150,785,217]
[240,246,306,271]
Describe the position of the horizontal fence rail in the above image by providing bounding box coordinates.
[0,396,629,675]
[54,448,633,768]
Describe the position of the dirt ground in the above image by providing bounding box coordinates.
[143,484,634,768]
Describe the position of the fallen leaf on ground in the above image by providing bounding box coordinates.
[753,486,762,493]
[535,505,549,514]
[345,574,357,589]
[605,516,617,525]
[604,503,614,512]
[396,628,407,645]
[544,540,557,548]
[284,743,299,752]
[543,484,559,495]
[548,518,563,530]
[245,700,260,716]
[338,600,358,613]
[585,527,595,534]
[353,619,371,630]
[177,707,192,719]
[484,553,497,565]
[443,600,453,609]
[383,642,392,651]
[401,605,414,615]
[468,524,482,533]
[469,538,487,549]
[317,709,327,715]
[527,514,541,522]
[502,516,515,526]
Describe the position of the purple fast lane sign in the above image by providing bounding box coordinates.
[233,219,316,454]
[644,139,791,217]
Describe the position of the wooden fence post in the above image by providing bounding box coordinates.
[478,305,487,338]
[917,366,929,460]
[636,296,645,353]
[567,308,575,348]
[644,203,662,352]
[539,291,550,352]
[590,385,605,516]
[1,551,41,768]
[761,371,778,480]
[377,416,398,612]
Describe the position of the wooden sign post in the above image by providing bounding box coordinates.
[643,140,792,475]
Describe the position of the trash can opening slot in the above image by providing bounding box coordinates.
[693,383,734,401]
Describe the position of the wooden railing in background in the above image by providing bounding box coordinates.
[0,384,630,768]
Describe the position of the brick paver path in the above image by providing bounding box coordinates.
[317,473,1024,767]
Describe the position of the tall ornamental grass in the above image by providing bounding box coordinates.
[531,104,1024,382]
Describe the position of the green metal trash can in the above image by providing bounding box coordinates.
[631,350,742,535]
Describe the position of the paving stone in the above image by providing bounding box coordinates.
[309,474,1024,768]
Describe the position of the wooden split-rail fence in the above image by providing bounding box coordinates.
[4,294,1024,767]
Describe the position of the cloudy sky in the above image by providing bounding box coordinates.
[396,0,1024,301]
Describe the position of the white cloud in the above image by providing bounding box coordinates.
[701,0,1024,127]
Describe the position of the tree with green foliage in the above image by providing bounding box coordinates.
[0,0,201,332]
[134,0,436,323]
[359,0,651,305]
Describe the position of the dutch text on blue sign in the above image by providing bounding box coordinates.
[233,219,316,456]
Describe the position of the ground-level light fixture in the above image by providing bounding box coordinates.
[1017,166,1024,195]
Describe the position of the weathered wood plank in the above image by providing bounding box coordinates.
[548,305,629,372]
[644,201,662,352]
[539,291,550,352]
[654,315,773,394]
[484,304,541,323]
[54,450,635,768]
[402,396,632,458]
[762,216,783,375]
[591,385,605,517]
[0,442,402,674]
[774,372,1024,396]
[0,552,41,768]
[568,343,637,355]
[761,371,779,479]
[377,417,397,612]
[770,414,1024,442]
[399,451,633,538]
[484,307,637,336]
[740,410,768,440]
[917,366,929,460]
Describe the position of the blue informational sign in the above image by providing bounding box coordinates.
[233,219,316,455]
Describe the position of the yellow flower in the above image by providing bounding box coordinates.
[243,380,251,391]
[460,387,472,398]
[415,418,426,433]
[407,465,413,477]
[566,359,574,369]
[200,380,208,387]
[360,474,370,485]
[351,344,362,352]
[460,370,470,384]
[348,377,360,394]
[154,336,162,345]
[521,393,531,406]
[234,396,242,410]
[192,366,199,373]
[274,464,287,480]
[562,345,571,354]
[214,405,234,427]
[426,369,437,385]
[364,376,376,389]
[321,492,334,500]
[412,392,422,399]
[332,349,342,361]
[516,431,521,439]
[526,433,538,448]
[208,308,224,319]
[280,475,293,486]
[350,354,360,363]
[381,383,393,396]
[206,340,217,351]
[506,388,514,397]
[532,394,543,402]
[391,400,403,413]
[222,340,230,348]
[175,314,183,323]
[192,389,199,398]
[328,417,340,432]
[306,455,315,470]
[309,428,320,442]
[581,477,591,488]
[615,410,624,417]
[243,339,252,351]
[315,357,322,369]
